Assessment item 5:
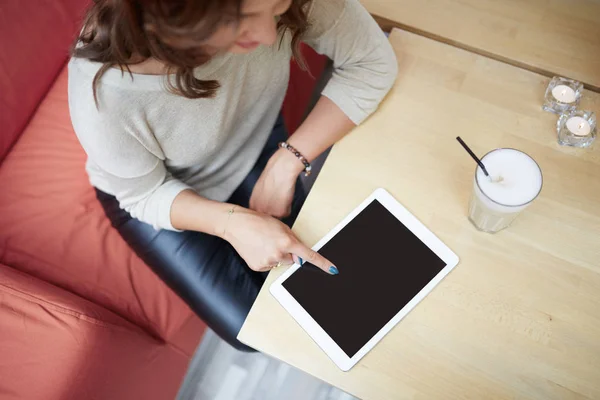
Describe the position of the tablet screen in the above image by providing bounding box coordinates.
[282,199,446,358]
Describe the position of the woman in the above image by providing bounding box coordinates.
[69,0,397,351]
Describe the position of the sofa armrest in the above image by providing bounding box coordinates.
[0,263,193,400]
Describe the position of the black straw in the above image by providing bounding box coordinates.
[456,136,490,177]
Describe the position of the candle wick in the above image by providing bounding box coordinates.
[578,122,585,130]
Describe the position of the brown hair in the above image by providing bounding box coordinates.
[72,0,312,105]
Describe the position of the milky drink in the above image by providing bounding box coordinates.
[468,149,543,233]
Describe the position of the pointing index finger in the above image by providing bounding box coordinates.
[291,242,339,275]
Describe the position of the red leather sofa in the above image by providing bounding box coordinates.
[0,1,326,399]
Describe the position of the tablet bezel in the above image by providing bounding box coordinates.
[270,188,459,371]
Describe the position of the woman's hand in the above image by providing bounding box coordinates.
[249,148,304,218]
[223,207,338,275]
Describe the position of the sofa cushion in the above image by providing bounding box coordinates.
[0,0,90,161]
[0,263,192,400]
[0,66,200,342]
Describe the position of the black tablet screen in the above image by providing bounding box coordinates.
[282,200,446,358]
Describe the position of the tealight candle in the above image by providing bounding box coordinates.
[566,116,591,136]
[557,110,596,148]
[552,85,577,104]
[543,77,582,114]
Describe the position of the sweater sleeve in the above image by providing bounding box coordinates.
[303,0,398,125]
[69,91,190,231]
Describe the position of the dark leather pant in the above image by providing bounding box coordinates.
[95,116,306,351]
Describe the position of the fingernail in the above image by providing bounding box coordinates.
[298,257,304,265]
[329,266,339,275]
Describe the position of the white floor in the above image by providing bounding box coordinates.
[176,330,358,400]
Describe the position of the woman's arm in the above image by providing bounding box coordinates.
[71,92,338,273]
[302,0,399,127]
[253,96,354,202]
[170,189,233,236]
[270,96,355,170]
[249,0,397,216]
[171,189,338,274]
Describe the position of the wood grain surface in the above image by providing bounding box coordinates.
[360,0,600,92]
[239,29,600,400]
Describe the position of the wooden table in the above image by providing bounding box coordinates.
[238,29,600,400]
[360,0,600,92]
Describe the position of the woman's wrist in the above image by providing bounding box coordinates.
[171,190,241,238]
[215,202,254,240]
[270,147,306,180]
[278,141,312,177]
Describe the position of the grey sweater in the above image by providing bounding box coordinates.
[68,0,398,230]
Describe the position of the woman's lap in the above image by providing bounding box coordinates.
[95,116,306,351]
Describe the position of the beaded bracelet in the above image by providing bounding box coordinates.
[278,142,312,177]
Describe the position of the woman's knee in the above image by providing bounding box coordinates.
[190,283,262,353]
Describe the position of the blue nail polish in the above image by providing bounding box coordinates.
[298,257,304,265]
[329,266,339,275]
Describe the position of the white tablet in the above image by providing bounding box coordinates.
[270,188,459,371]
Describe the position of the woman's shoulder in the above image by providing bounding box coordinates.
[69,57,166,91]
[68,60,164,175]
[67,58,160,147]
[69,59,132,126]
[305,0,348,39]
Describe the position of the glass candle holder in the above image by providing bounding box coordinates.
[557,110,596,148]
[542,76,583,114]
